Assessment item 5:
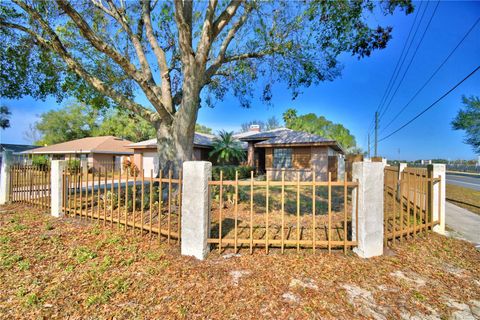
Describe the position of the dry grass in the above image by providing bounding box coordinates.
[446,184,480,215]
[1,203,479,319]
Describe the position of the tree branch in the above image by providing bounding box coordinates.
[174,0,195,68]
[205,4,252,80]
[196,0,217,65]
[55,0,171,119]
[212,0,243,37]
[103,0,155,84]
[8,1,166,124]
[142,0,174,113]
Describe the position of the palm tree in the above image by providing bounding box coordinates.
[209,131,245,164]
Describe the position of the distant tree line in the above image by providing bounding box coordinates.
[27,101,214,145]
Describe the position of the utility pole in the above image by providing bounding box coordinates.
[367,133,371,158]
[374,111,379,157]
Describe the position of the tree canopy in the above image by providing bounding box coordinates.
[195,123,213,134]
[282,108,357,150]
[0,105,11,129]
[94,109,157,142]
[32,101,155,144]
[0,0,412,170]
[31,101,217,144]
[35,101,99,145]
[451,95,480,154]
[240,116,282,132]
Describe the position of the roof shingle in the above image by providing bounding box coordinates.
[24,136,134,155]
[128,132,216,148]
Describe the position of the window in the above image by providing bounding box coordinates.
[273,148,292,168]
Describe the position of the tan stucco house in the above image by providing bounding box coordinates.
[23,136,133,170]
[130,126,344,180]
[238,128,345,181]
[128,132,216,177]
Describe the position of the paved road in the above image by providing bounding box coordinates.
[445,201,480,245]
[446,173,480,191]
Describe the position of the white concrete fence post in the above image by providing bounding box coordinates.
[352,161,384,258]
[51,160,67,217]
[181,161,212,260]
[428,164,446,235]
[0,150,13,205]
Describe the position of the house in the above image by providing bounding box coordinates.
[0,143,39,167]
[23,136,133,170]
[129,125,345,180]
[128,132,216,176]
[239,127,345,181]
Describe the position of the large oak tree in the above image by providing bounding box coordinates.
[0,0,412,173]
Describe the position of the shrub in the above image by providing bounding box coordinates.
[212,165,254,181]
[31,155,50,167]
[211,165,254,205]
[115,184,163,211]
[66,159,81,172]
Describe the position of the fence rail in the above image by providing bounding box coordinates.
[62,167,182,243]
[384,166,441,245]
[9,164,51,209]
[207,171,359,254]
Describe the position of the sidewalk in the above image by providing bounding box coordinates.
[445,201,480,245]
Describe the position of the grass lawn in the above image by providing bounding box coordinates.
[446,184,480,215]
[1,204,479,319]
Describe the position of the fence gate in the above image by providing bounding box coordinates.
[207,171,359,254]
[9,163,51,209]
[384,166,441,246]
[62,165,182,243]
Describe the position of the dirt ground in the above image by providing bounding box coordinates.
[1,203,479,319]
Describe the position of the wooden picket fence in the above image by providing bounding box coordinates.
[208,171,359,254]
[62,166,182,243]
[384,165,441,246]
[9,163,51,209]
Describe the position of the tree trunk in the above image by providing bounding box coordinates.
[155,70,201,177]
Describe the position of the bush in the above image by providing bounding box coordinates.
[66,159,81,171]
[31,155,50,167]
[211,165,254,205]
[212,165,255,181]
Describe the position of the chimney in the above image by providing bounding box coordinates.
[249,124,261,132]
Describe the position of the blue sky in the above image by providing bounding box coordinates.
[1,1,479,161]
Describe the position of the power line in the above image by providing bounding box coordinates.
[381,17,480,133]
[367,1,425,136]
[376,2,430,118]
[379,65,480,142]
[372,2,428,119]
[379,1,440,120]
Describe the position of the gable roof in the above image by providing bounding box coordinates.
[1,143,38,154]
[24,136,134,155]
[128,132,216,149]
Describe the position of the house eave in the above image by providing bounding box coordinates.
[22,150,133,155]
[255,142,345,153]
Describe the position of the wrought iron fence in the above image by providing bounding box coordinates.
[62,167,182,243]
[207,170,359,254]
